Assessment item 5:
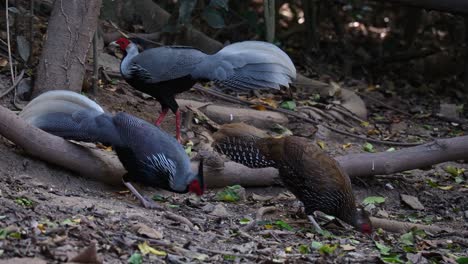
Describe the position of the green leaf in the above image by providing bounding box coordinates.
[363,196,386,205]
[318,244,337,255]
[216,185,242,202]
[399,232,414,246]
[426,178,439,188]
[298,244,310,254]
[0,229,7,240]
[280,101,296,111]
[274,220,293,231]
[202,8,225,29]
[457,257,468,264]
[386,147,396,152]
[151,194,166,202]
[380,254,404,263]
[14,197,33,207]
[223,255,236,261]
[239,218,251,225]
[455,176,464,184]
[445,165,465,177]
[402,245,416,253]
[209,0,229,10]
[8,232,21,239]
[61,219,73,225]
[317,229,335,238]
[311,241,323,249]
[362,142,375,153]
[128,252,143,264]
[375,241,391,255]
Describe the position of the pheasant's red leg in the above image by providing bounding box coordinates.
[155,108,169,126]
[175,109,181,143]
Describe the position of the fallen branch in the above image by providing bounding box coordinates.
[336,135,468,178]
[177,99,289,130]
[370,217,468,236]
[1,104,467,187]
[164,211,195,230]
[0,104,123,186]
[242,206,277,232]
[0,104,279,188]
[194,85,420,146]
[0,70,25,98]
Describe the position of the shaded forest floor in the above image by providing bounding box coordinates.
[0,80,467,263]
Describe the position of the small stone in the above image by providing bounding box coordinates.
[201,203,215,213]
[401,194,425,210]
[376,209,389,218]
[210,204,230,217]
[438,103,459,121]
[131,223,163,239]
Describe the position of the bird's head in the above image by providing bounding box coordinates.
[255,137,286,161]
[354,207,372,234]
[110,37,131,51]
[188,159,205,196]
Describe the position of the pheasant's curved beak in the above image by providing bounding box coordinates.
[108,41,119,48]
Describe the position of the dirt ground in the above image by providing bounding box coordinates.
[0,80,467,263]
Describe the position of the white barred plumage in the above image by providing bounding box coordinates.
[143,154,176,185]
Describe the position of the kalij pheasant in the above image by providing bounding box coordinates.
[110,38,296,142]
[20,90,204,208]
[213,123,372,234]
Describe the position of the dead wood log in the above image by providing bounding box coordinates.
[33,0,102,97]
[1,103,467,189]
[370,217,468,236]
[0,105,279,188]
[336,135,468,178]
[0,105,123,185]
[177,99,289,129]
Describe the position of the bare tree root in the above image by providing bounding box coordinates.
[163,211,195,230]
[0,104,123,186]
[193,85,419,146]
[177,99,289,130]
[1,103,467,187]
[242,206,277,232]
[336,135,468,178]
[370,217,468,236]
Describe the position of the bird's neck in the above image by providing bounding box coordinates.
[120,43,139,78]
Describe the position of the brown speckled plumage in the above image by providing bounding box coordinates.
[213,124,371,233]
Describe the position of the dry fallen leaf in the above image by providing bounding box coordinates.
[132,223,163,239]
[138,241,167,256]
[340,244,356,251]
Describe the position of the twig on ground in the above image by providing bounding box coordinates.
[356,91,412,117]
[164,211,195,230]
[194,84,421,146]
[0,69,25,98]
[242,206,276,232]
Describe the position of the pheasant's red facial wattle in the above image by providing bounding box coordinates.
[188,179,203,196]
[115,37,130,51]
[361,223,372,234]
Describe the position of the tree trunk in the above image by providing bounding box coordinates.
[33,0,102,97]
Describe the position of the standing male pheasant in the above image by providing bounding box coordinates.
[110,38,296,141]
